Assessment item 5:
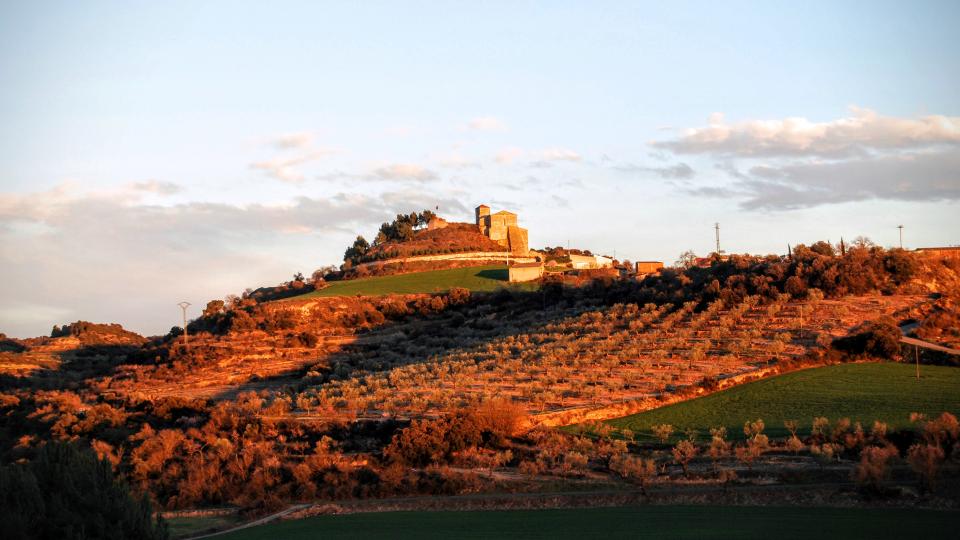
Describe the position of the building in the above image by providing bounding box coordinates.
[594,255,614,268]
[508,261,544,282]
[916,246,960,259]
[475,204,529,255]
[635,261,664,275]
[569,254,613,270]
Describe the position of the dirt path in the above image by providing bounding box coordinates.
[184,503,311,539]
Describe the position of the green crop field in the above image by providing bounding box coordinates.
[290,265,538,299]
[212,505,957,540]
[604,363,960,441]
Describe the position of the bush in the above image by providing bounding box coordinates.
[832,317,902,360]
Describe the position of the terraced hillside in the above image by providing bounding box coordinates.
[93,290,924,419]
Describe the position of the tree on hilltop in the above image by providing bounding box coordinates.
[343,235,370,264]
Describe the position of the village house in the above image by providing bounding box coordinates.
[635,261,664,275]
[569,254,613,270]
[508,261,544,282]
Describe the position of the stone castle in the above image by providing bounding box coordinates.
[475,204,529,255]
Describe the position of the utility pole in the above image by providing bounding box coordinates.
[714,222,721,255]
[897,225,904,249]
[177,301,191,349]
[915,345,920,381]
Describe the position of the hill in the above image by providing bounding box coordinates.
[299,265,534,299]
[361,222,507,262]
[3,243,959,518]
[600,363,960,441]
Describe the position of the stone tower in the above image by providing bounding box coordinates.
[475,204,490,228]
[475,203,529,255]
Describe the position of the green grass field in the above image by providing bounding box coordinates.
[290,265,538,300]
[604,363,960,441]
[214,505,957,540]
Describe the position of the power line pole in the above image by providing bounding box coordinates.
[177,301,191,349]
[897,225,904,249]
[915,345,920,381]
[714,222,720,255]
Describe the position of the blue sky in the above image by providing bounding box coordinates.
[1,1,959,337]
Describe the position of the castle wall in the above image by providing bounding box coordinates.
[507,225,528,255]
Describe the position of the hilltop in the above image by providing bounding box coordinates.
[362,222,507,262]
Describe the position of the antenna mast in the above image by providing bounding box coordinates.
[177,301,191,349]
[714,222,720,255]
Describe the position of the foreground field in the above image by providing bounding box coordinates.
[292,265,535,299]
[605,363,960,441]
[213,505,958,540]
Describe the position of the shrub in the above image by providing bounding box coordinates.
[832,317,902,360]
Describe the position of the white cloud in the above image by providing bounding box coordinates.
[250,150,336,183]
[436,152,480,169]
[615,162,695,180]
[540,148,581,162]
[466,116,508,131]
[495,147,524,164]
[655,107,960,158]
[371,163,438,182]
[273,132,314,149]
[128,179,182,195]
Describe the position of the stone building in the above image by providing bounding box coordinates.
[475,204,529,255]
[569,254,613,269]
[635,261,664,275]
[508,261,544,282]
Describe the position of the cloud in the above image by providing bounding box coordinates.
[540,148,581,162]
[689,149,960,210]
[272,132,314,149]
[434,152,480,169]
[0,184,467,337]
[615,162,695,179]
[371,163,438,182]
[466,116,508,131]
[129,180,182,195]
[654,107,960,158]
[530,148,581,168]
[250,150,336,182]
[495,147,524,164]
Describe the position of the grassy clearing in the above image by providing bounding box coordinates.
[291,265,537,299]
[603,363,960,441]
[215,505,957,540]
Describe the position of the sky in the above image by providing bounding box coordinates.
[1,1,959,337]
